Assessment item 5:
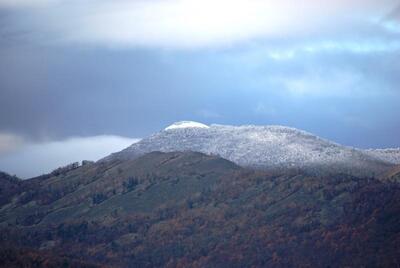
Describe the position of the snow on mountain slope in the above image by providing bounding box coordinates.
[363,148,400,165]
[102,121,393,176]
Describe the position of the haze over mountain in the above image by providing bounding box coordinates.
[104,121,399,177]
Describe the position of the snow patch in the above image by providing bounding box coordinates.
[165,121,209,131]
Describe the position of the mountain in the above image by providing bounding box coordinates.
[102,121,394,177]
[0,171,22,206]
[0,247,101,268]
[364,148,400,165]
[1,151,400,267]
[380,164,400,183]
[0,151,240,227]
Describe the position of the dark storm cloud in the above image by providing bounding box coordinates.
[1,37,400,147]
[0,45,198,140]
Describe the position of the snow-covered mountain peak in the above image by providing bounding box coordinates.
[165,121,209,131]
[102,122,396,176]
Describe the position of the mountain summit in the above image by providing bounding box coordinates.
[164,121,210,130]
[102,122,395,176]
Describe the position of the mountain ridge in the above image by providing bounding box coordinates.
[102,121,395,177]
[1,151,399,267]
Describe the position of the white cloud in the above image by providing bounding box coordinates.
[381,21,400,33]
[266,40,400,61]
[64,0,400,48]
[2,0,398,49]
[272,71,365,97]
[266,67,397,98]
[0,135,139,178]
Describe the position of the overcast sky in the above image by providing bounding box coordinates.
[0,0,400,178]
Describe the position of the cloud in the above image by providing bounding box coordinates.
[0,133,24,154]
[387,4,400,20]
[253,103,277,116]
[0,135,139,178]
[265,40,400,61]
[1,0,398,49]
[0,0,57,9]
[196,109,222,119]
[0,0,400,151]
[381,4,400,32]
[270,70,365,97]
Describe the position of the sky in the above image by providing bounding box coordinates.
[0,0,400,178]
